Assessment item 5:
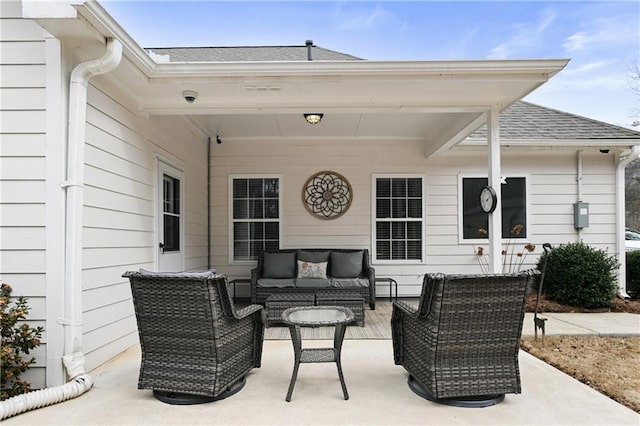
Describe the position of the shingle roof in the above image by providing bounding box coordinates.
[469,101,640,140]
[145,44,362,62]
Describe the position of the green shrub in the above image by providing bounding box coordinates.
[536,241,619,308]
[626,250,640,299]
[1,283,44,400]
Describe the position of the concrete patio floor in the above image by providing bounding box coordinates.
[3,308,639,425]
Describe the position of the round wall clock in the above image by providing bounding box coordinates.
[302,171,353,220]
[480,186,497,213]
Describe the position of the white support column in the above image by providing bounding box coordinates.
[488,108,502,273]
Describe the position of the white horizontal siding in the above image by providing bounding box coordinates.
[0,274,46,296]
[0,156,46,179]
[83,316,138,372]
[82,264,149,291]
[80,79,208,372]
[211,141,620,297]
[0,17,50,40]
[0,40,46,64]
[0,227,45,249]
[0,64,46,87]
[0,250,45,274]
[1,87,47,110]
[0,203,45,225]
[0,134,46,156]
[0,110,46,133]
[0,17,48,388]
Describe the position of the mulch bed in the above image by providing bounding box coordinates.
[525,294,640,314]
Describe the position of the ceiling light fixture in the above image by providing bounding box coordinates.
[304,113,323,125]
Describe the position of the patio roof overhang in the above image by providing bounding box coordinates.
[28,0,569,158]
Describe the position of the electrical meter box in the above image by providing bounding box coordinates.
[573,201,589,229]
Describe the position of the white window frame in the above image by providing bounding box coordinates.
[228,174,283,264]
[371,174,427,265]
[457,173,531,245]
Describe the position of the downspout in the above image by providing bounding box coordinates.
[0,38,123,420]
[616,145,640,298]
[62,34,122,382]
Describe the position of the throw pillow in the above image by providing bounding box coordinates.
[297,250,330,263]
[297,260,328,279]
[262,252,296,278]
[330,251,364,278]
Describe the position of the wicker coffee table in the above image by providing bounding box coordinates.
[281,306,355,402]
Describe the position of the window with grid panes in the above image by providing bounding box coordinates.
[231,177,280,261]
[375,176,424,261]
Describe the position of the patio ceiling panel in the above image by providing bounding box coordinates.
[190,112,466,141]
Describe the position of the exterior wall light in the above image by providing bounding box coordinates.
[304,113,323,124]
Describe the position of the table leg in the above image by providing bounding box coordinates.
[334,323,349,400]
[285,325,302,402]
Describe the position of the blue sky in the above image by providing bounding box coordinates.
[101,1,639,129]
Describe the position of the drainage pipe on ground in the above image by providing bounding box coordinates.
[0,37,122,420]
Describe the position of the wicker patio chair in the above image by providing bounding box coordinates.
[391,271,535,407]
[123,270,264,405]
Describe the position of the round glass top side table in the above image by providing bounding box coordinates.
[281,306,355,402]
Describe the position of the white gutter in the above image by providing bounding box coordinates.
[0,37,123,420]
[616,145,640,298]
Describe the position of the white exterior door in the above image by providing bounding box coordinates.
[158,160,184,272]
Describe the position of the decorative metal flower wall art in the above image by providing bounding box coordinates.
[302,171,353,220]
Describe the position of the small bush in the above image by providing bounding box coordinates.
[626,251,640,299]
[1,283,44,400]
[536,242,619,308]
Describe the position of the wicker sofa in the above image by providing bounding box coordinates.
[251,248,376,309]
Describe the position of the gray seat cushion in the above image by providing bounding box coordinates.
[331,278,370,288]
[262,252,296,278]
[330,251,363,278]
[295,278,332,288]
[257,278,295,288]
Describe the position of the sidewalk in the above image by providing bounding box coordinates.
[522,312,640,337]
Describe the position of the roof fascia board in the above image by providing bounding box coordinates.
[149,59,569,80]
[462,139,640,147]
